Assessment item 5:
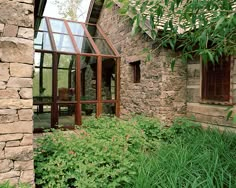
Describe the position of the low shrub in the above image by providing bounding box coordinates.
[34,116,161,187]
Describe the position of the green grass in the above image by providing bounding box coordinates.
[34,116,236,188]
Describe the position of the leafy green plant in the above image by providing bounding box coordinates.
[34,116,158,187]
[133,127,236,188]
[0,181,30,188]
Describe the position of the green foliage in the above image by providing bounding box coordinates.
[0,182,30,188]
[35,116,236,187]
[34,116,160,187]
[133,126,236,187]
[107,0,236,65]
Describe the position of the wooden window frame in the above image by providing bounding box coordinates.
[130,61,141,83]
[200,56,233,105]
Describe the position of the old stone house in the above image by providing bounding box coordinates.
[87,0,236,130]
[0,0,236,185]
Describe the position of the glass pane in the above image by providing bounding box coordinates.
[80,56,97,100]
[86,25,102,38]
[57,55,76,102]
[53,33,75,52]
[33,53,53,101]
[102,103,115,115]
[39,18,47,31]
[93,38,114,55]
[81,104,96,117]
[34,104,51,129]
[50,19,68,34]
[74,36,95,53]
[34,32,52,50]
[102,58,116,100]
[58,104,75,126]
[68,22,85,36]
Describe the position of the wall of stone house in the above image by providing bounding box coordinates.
[0,0,34,185]
[97,5,187,123]
[186,57,236,130]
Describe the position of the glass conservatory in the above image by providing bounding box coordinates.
[33,17,120,131]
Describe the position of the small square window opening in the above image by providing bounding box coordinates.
[130,61,141,83]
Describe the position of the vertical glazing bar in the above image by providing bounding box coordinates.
[81,23,101,55]
[45,17,59,127]
[75,55,82,125]
[115,57,121,117]
[96,25,120,56]
[97,56,102,117]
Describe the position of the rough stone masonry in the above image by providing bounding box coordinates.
[0,0,34,185]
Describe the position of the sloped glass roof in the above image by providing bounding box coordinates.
[34,17,117,56]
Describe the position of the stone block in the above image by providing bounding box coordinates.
[18,109,33,120]
[0,114,18,123]
[3,24,18,37]
[7,77,32,88]
[10,63,32,78]
[14,160,33,171]
[19,88,32,99]
[0,171,20,180]
[0,82,6,89]
[0,134,23,142]
[0,1,33,27]
[20,169,34,183]
[0,121,33,134]
[0,142,5,150]
[0,23,4,33]
[0,150,4,160]
[20,134,33,146]
[0,63,10,82]
[5,146,33,160]
[0,109,17,115]
[0,89,19,99]
[0,37,33,64]
[0,99,32,109]
[0,160,13,173]
[18,27,34,39]
[6,141,20,147]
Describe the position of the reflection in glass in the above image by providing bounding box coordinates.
[68,22,85,36]
[58,104,75,126]
[94,38,114,55]
[102,103,115,115]
[50,19,68,33]
[80,56,97,100]
[34,104,51,129]
[81,104,96,117]
[74,36,95,53]
[34,32,52,50]
[53,33,75,52]
[39,18,47,31]
[102,58,116,100]
[57,55,76,102]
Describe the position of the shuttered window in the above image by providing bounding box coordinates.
[202,56,231,101]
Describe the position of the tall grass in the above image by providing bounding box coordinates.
[133,127,236,188]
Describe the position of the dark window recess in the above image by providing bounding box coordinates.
[202,56,231,101]
[130,61,141,83]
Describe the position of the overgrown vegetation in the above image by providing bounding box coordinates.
[0,182,30,188]
[35,116,236,187]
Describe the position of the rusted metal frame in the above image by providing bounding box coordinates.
[35,66,73,70]
[45,17,59,128]
[80,100,97,104]
[96,25,120,57]
[57,101,77,104]
[97,56,102,117]
[115,57,121,117]
[101,100,116,103]
[75,55,82,125]
[68,56,74,89]
[64,20,82,126]
[44,16,97,26]
[38,53,45,113]
[81,23,101,55]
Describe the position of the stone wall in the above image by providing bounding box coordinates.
[0,0,34,185]
[97,5,187,123]
[186,57,236,130]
